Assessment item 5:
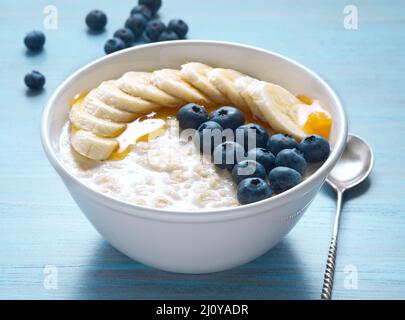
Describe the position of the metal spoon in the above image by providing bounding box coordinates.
[320,134,374,300]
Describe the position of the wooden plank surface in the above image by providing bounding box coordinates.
[0,0,404,299]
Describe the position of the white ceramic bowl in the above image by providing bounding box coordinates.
[41,41,347,274]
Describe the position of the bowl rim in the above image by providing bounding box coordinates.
[41,40,348,221]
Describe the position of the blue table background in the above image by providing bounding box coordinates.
[1,0,404,299]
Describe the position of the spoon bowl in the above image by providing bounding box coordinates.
[321,133,373,299]
[326,134,374,192]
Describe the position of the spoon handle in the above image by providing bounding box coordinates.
[321,190,343,300]
[321,236,338,300]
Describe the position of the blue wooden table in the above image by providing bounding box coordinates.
[1,0,404,300]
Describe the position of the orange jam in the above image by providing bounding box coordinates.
[303,111,331,139]
[295,95,332,139]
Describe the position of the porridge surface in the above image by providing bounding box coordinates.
[59,119,239,210]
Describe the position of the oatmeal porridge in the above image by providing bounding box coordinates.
[59,62,331,209]
[59,118,238,210]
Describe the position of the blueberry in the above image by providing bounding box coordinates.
[267,133,299,155]
[104,38,126,54]
[113,28,135,47]
[269,167,302,193]
[142,32,153,43]
[158,30,179,41]
[125,14,147,37]
[130,4,153,20]
[85,10,107,31]
[177,103,208,130]
[247,148,275,174]
[209,106,245,131]
[275,148,307,175]
[194,121,223,154]
[237,178,272,205]
[24,31,45,51]
[139,0,162,15]
[232,160,267,185]
[24,71,45,90]
[168,19,188,39]
[213,141,245,170]
[143,19,166,42]
[298,135,330,163]
[236,123,269,151]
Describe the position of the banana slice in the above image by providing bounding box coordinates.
[82,91,139,123]
[95,81,162,114]
[117,72,185,108]
[207,68,249,112]
[234,76,266,122]
[180,62,229,105]
[70,129,118,160]
[152,69,212,106]
[69,105,126,138]
[245,80,306,140]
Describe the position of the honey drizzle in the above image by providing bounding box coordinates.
[71,92,87,107]
[297,94,313,105]
[108,105,274,160]
[109,115,167,160]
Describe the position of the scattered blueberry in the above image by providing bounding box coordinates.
[267,133,299,155]
[236,123,269,151]
[125,14,147,37]
[113,28,135,47]
[139,0,162,15]
[177,103,208,130]
[213,141,245,170]
[168,19,188,39]
[209,106,245,131]
[143,19,166,42]
[24,31,45,51]
[194,121,223,154]
[247,148,276,174]
[275,148,307,175]
[237,177,272,205]
[268,167,302,193]
[24,71,45,91]
[158,30,179,41]
[130,4,153,20]
[104,37,126,54]
[298,135,330,163]
[85,10,107,31]
[232,160,267,185]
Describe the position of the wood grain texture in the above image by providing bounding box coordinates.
[1,0,404,299]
